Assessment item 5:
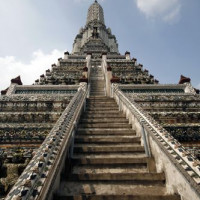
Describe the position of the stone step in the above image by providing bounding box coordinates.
[90,92,105,94]
[72,153,147,165]
[90,84,104,85]
[90,89,104,90]
[75,135,140,143]
[55,182,180,200]
[54,85,181,200]
[88,96,113,99]
[90,88,104,89]
[90,87,104,89]
[90,89,104,91]
[72,163,148,169]
[86,102,116,105]
[82,115,125,119]
[74,142,140,147]
[78,123,132,128]
[90,90,104,92]
[56,194,180,200]
[86,107,119,111]
[90,83,104,84]
[90,91,105,93]
[79,118,129,123]
[84,110,122,115]
[71,170,165,182]
[82,115,123,119]
[90,91,104,92]
[87,98,115,101]
[90,83,104,85]
[87,101,115,104]
[90,84,105,89]
[90,86,104,88]
[90,87,104,88]
[91,81,104,82]
[86,103,119,109]
[90,94,105,97]
[87,102,115,104]
[90,81,104,82]
[90,82,104,84]
[90,94,105,96]
[73,144,144,153]
[72,166,148,173]
[87,98,114,101]
[77,128,135,135]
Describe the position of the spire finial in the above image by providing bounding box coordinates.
[86,0,105,25]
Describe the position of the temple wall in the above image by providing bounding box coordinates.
[114,90,200,200]
[150,136,199,200]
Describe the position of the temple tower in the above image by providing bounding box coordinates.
[72,0,119,55]
[1,1,200,200]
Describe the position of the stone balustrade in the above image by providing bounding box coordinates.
[112,83,200,200]
[5,83,88,200]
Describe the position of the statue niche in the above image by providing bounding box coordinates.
[92,27,99,39]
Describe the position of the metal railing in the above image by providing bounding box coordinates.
[114,85,151,157]
[87,56,91,98]
[102,56,109,96]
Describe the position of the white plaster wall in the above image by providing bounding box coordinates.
[149,136,200,200]
[114,94,200,200]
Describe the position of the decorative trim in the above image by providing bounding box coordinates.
[113,84,200,196]
[5,83,88,200]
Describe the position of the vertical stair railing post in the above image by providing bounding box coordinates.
[86,53,91,98]
[114,85,152,158]
[111,83,114,98]
[84,98,87,112]
[140,122,151,157]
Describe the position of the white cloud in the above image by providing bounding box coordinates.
[135,0,181,23]
[0,49,64,91]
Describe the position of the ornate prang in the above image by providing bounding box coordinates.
[2,1,199,200]
[179,75,191,84]
[11,76,23,85]
[195,88,200,94]
[79,75,88,83]
[83,66,88,72]
[125,51,130,55]
[107,66,112,71]
[1,88,8,95]
[110,76,120,83]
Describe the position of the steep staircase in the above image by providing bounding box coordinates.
[54,66,180,199]
[90,65,105,97]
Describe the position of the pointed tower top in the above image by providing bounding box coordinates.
[86,0,105,25]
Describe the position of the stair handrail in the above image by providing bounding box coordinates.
[86,54,91,98]
[112,83,200,197]
[102,55,108,96]
[5,83,88,200]
[113,84,151,157]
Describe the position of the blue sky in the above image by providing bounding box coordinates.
[0,0,199,90]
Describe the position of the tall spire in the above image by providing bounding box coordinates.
[86,0,105,25]
[72,0,119,54]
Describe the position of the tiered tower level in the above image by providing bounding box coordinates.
[72,0,119,55]
[1,1,200,200]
